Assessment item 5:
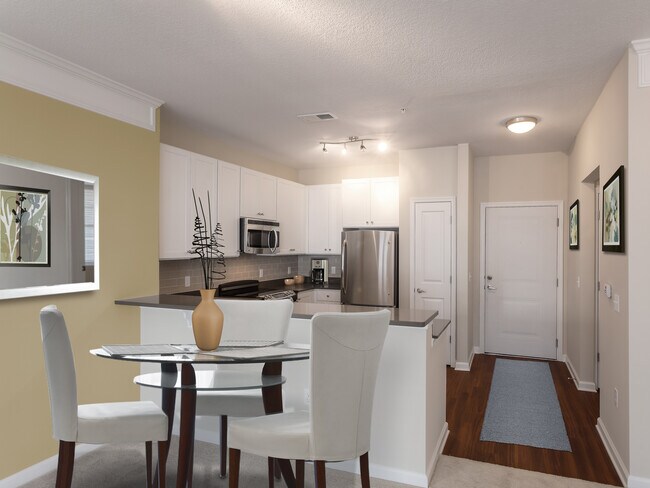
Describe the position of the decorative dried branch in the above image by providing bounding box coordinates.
[189,189,227,290]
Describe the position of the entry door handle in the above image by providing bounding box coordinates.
[416,288,425,294]
[486,285,497,291]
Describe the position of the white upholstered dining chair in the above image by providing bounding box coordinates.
[195,298,293,478]
[39,305,169,488]
[227,309,390,488]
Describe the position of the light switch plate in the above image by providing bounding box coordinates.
[331,266,336,275]
[184,276,190,288]
[614,294,620,312]
[604,283,612,298]
[259,269,264,278]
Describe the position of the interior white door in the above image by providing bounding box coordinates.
[413,201,452,364]
[484,205,558,359]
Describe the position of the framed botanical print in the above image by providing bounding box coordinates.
[602,165,624,253]
[569,199,579,250]
[0,185,50,266]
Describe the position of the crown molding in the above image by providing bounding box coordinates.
[0,32,163,131]
[631,39,650,88]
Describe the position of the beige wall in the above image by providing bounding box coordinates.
[567,54,629,473]
[298,157,398,185]
[627,48,650,482]
[472,151,569,353]
[456,144,474,363]
[160,109,299,181]
[398,145,459,338]
[0,81,160,478]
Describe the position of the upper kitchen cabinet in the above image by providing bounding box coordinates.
[217,160,241,257]
[160,144,237,259]
[240,168,277,220]
[160,144,191,259]
[276,178,307,254]
[341,177,399,227]
[308,184,342,255]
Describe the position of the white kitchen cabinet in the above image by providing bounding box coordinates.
[341,177,399,227]
[296,290,315,303]
[307,184,342,255]
[240,168,277,220]
[190,153,219,225]
[314,289,341,303]
[160,144,191,259]
[217,160,241,257]
[276,178,307,254]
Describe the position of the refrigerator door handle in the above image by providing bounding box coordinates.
[341,238,347,297]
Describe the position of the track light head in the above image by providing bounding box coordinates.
[322,143,327,153]
[360,141,366,151]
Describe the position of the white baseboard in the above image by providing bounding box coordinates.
[629,476,650,488]
[563,355,597,392]
[0,444,102,488]
[596,417,629,487]
[455,347,477,372]
[427,422,449,485]
[328,458,428,487]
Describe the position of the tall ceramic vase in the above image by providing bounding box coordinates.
[192,289,224,351]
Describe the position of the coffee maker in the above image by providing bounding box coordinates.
[311,258,329,284]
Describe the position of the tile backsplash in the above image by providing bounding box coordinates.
[160,254,341,294]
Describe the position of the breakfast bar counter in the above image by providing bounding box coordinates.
[117,296,448,487]
[116,294,440,328]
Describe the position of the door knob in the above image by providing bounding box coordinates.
[487,275,493,280]
[487,285,497,291]
[416,288,425,293]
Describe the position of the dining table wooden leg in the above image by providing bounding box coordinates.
[261,361,296,488]
[176,363,197,488]
[154,364,177,488]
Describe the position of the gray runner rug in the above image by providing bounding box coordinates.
[480,358,572,451]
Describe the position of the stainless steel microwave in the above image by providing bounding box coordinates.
[240,217,280,255]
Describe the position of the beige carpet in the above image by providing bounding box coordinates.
[18,439,618,488]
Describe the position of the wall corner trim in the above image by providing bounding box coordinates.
[0,32,163,131]
[596,417,630,487]
[631,39,650,88]
[563,354,597,392]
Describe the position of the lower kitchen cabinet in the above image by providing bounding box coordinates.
[314,289,340,303]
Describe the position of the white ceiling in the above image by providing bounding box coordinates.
[2,0,650,168]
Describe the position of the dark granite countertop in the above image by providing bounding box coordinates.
[116,294,439,328]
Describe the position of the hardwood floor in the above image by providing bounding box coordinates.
[444,354,621,486]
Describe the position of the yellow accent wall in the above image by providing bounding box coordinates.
[0,81,160,478]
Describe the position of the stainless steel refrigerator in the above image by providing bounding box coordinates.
[341,229,398,307]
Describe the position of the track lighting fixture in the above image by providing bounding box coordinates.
[319,136,387,155]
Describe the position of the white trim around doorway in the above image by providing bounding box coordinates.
[409,196,457,367]
[479,201,564,360]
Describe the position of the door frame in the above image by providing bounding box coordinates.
[479,201,564,360]
[410,197,456,367]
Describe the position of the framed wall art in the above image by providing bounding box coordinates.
[0,185,50,266]
[602,165,624,253]
[569,199,579,250]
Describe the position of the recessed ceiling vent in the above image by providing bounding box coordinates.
[297,112,338,123]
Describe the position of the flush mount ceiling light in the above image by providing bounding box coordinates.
[319,136,387,155]
[506,116,538,134]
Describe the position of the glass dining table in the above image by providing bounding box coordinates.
[91,343,310,488]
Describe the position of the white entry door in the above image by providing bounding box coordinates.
[413,201,452,364]
[484,205,558,359]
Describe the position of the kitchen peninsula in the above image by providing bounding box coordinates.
[116,296,449,487]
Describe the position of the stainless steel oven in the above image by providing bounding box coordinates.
[240,218,280,255]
